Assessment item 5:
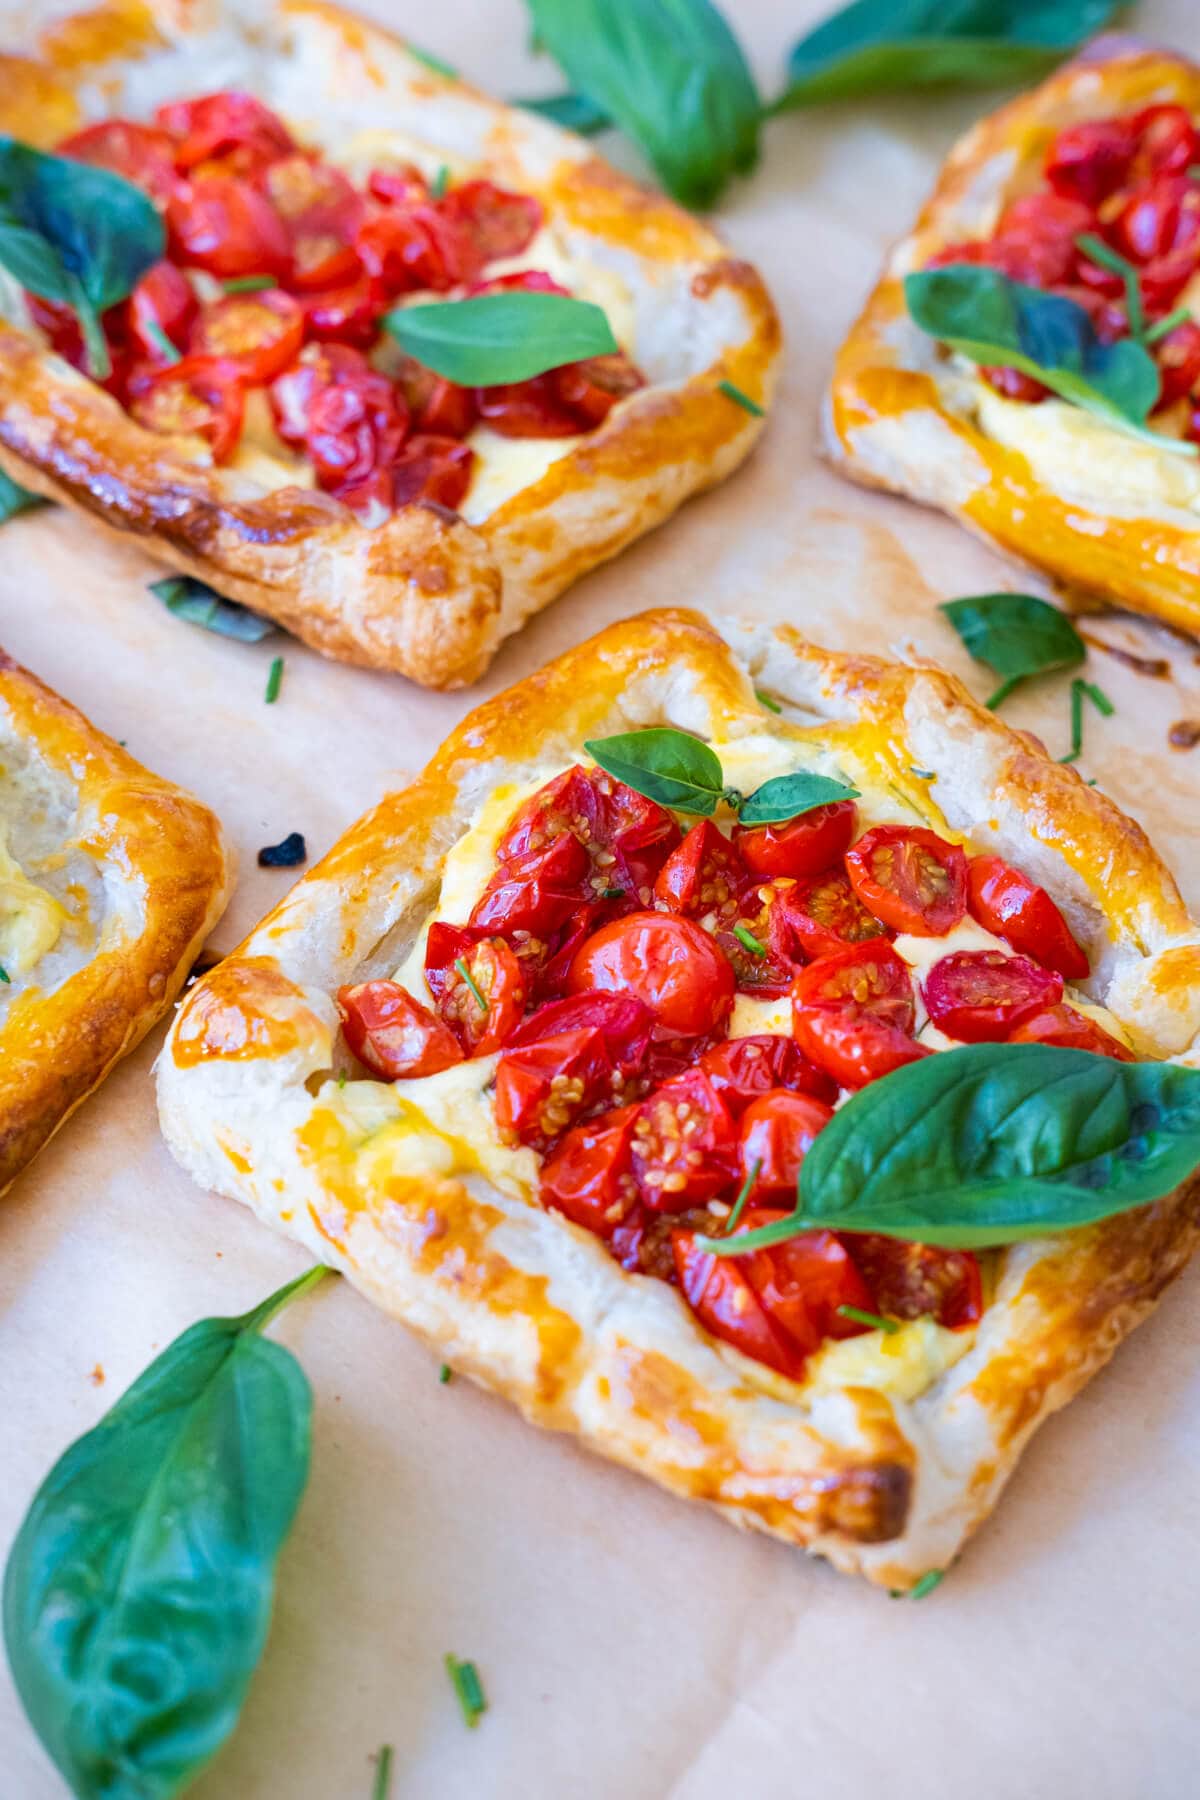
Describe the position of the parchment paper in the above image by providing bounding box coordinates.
[2,3,1199,1796]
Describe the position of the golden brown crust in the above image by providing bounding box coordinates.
[0,647,229,1192]
[156,609,1200,1584]
[0,1,781,689]
[825,37,1200,638]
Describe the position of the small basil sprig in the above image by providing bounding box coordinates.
[697,1045,1200,1256]
[0,465,42,524]
[519,91,612,135]
[4,1266,328,1800]
[584,726,858,823]
[0,137,164,380]
[940,592,1084,708]
[385,291,617,385]
[151,574,278,642]
[904,264,1196,456]
[777,0,1120,109]
[525,0,760,208]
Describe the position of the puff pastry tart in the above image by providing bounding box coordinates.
[157,610,1200,1588]
[826,37,1200,641]
[0,1,778,689]
[0,648,227,1193]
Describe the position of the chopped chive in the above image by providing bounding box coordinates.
[722,1160,760,1237]
[984,674,1022,711]
[1144,303,1191,345]
[337,1071,347,1089]
[431,163,451,199]
[454,955,488,1013]
[372,1743,394,1800]
[754,687,782,714]
[1075,233,1144,340]
[837,1303,900,1335]
[445,1653,487,1727]
[1084,678,1115,717]
[717,378,764,417]
[264,654,284,704]
[1059,676,1113,763]
[438,1362,452,1384]
[0,964,9,984]
[142,319,181,364]
[733,923,767,957]
[908,1569,946,1600]
[223,274,276,293]
[908,767,936,780]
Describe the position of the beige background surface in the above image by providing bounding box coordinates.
[2,2,1199,1796]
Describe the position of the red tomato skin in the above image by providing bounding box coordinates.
[631,1069,738,1210]
[737,1088,834,1201]
[715,877,799,998]
[493,1027,614,1148]
[505,992,653,1071]
[298,274,382,348]
[698,1034,837,1112]
[475,376,582,437]
[846,1235,983,1329]
[57,120,181,202]
[966,855,1089,980]
[167,176,293,279]
[498,765,679,906]
[191,289,305,384]
[1131,103,1200,179]
[922,949,1064,1043]
[126,261,198,359]
[539,1105,639,1239]
[1044,116,1136,206]
[551,352,644,428]
[845,824,968,937]
[1007,1002,1135,1060]
[156,91,294,172]
[791,940,916,1032]
[775,868,891,963]
[430,934,526,1057]
[127,354,245,463]
[1153,318,1200,410]
[566,911,735,1039]
[439,180,543,260]
[470,834,590,937]
[336,979,463,1079]
[390,433,474,512]
[653,820,745,921]
[791,942,929,1090]
[734,800,858,881]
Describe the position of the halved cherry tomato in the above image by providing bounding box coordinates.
[738,1088,833,1202]
[984,193,1093,287]
[1130,103,1200,181]
[715,879,797,997]
[539,1104,639,1238]
[847,1234,983,1329]
[734,798,857,881]
[260,154,364,292]
[298,274,381,349]
[391,433,474,511]
[125,261,198,360]
[551,352,644,428]
[505,992,654,1070]
[157,91,294,174]
[167,176,292,279]
[653,819,745,921]
[391,354,477,437]
[354,205,479,294]
[128,355,245,463]
[672,1211,871,1380]
[191,289,304,383]
[845,825,967,937]
[567,911,735,1038]
[1113,175,1200,308]
[475,375,582,438]
[1153,318,1200,410]
[57,119,181,203]
[367,165,430,207]
[498,765,680,905]
[429,933,527,1057]
[1045,116,1136,207]
[470,835,590,937]
[698,1034,837,1111]
[1007,1002,1135,1059]
[438,179,542,262]
[791,942,930,1090]
[630,1068,737,1209]
[923,949,1063,1043]
[336,979,463,1079]
[966,854,1089,980]
[271,342,409,492]
[776,867,890,962]
[494,995,651,1147]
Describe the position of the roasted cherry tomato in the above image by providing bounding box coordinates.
[630,1068,737,1209]
[297,274,381,348]
[367,164,430,207]
[791,942,929,1090]
[494,994,651,1149]
[984,192,1093,287]
[698,1034,837,1112]
[506,992,654,1069]
[1113,175,1200,307]
[390,433,474,511]
[845,824,967,938]
[734,799,857,881]
[539,1104,639,1238]
[1044,116,1136,207]
[391,354,477,437]
[428,933,527,1057]
[125,260,198,360]
[167,175,292,279]
[259,153,363,272]
[475,374,582,438]
[156,90,294,174]
[738,1088,833,1202]
[847,1235,983,1329]
[551,352,644,428]
[271,341,409,495]
[567,911,735,1039]
[922,949,1063,1043]
[672,1212,871,1380]
[1130,103,1200,180]
[191,289,304,383]
[128,355,245,463]
[1152,318,1200,410]
[470,835,589,938]
[354,204,479,294]
[438,179,542,262]
[776,867,890,962]
[653,819,745,922]
[497,765,680,906]
[57,119,181,203]
[1007,1002,1134,1060]
[336,979,463,1079]
[715,879,797,997]
[966,854,1089,980]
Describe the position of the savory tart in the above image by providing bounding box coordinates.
[826,36,1200,641]
[0,647,228,1192]
[156,609,1200,1588]
[0,1,778,689]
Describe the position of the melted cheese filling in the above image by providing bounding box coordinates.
[0,826,68,977]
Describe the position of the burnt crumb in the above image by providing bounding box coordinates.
[1168,720,1200,750]
[258,831,307,868]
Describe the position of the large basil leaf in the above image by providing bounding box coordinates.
[584,726,725,815]
[151,574,278,643]
[4,1266,327,1800]
[385,291,617,385]
[525,0,760,208]
[518,91,612,135]
[940,592,1084,708]
[779,0,1120,108]
[0,465,43,523]
[738,771,859,826]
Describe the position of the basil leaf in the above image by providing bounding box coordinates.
[384,291,617,385]
[525,0,760,208]
[940,591,1084,707]
[152,574,278,643]
[518,91,612,135]
[788,1045,1200,1248]
[738,771,859,826]
[779,0,1120,108]
[0,465,42,523]
[0,219,72,298]
[584,726,725,815]
[3,1266,327,1800]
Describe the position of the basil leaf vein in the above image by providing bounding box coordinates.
[939,592,1084,707]
[739,770,859,826]
[384,291,617,385]
[584,727,725,814]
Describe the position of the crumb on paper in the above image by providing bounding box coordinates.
[89,1364,105,1386]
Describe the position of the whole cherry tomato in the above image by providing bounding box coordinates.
[567,911,735,1038]
[1044,116,1136,207]
[791,941,930,1090]
[630,1068,738,1209]
[846,1235,983,1329]
[156,90,294,174]
[57,119,181,203]
[922,949,1064,1043]
[845,825,967,937]
[127,355,245,463]
[966,854,1089,980]
[734,799,857,880]
[125,261,198,360]
[191,289,304,383]
[653,819,745,923]
[776,867,890,962]
[336,979,463,1079]
[539,1104,639,1238]
[167,175,292,279]
[1007,1002,1134,1060]
[737,1088,833,1202]
[698,1034,837,1111]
